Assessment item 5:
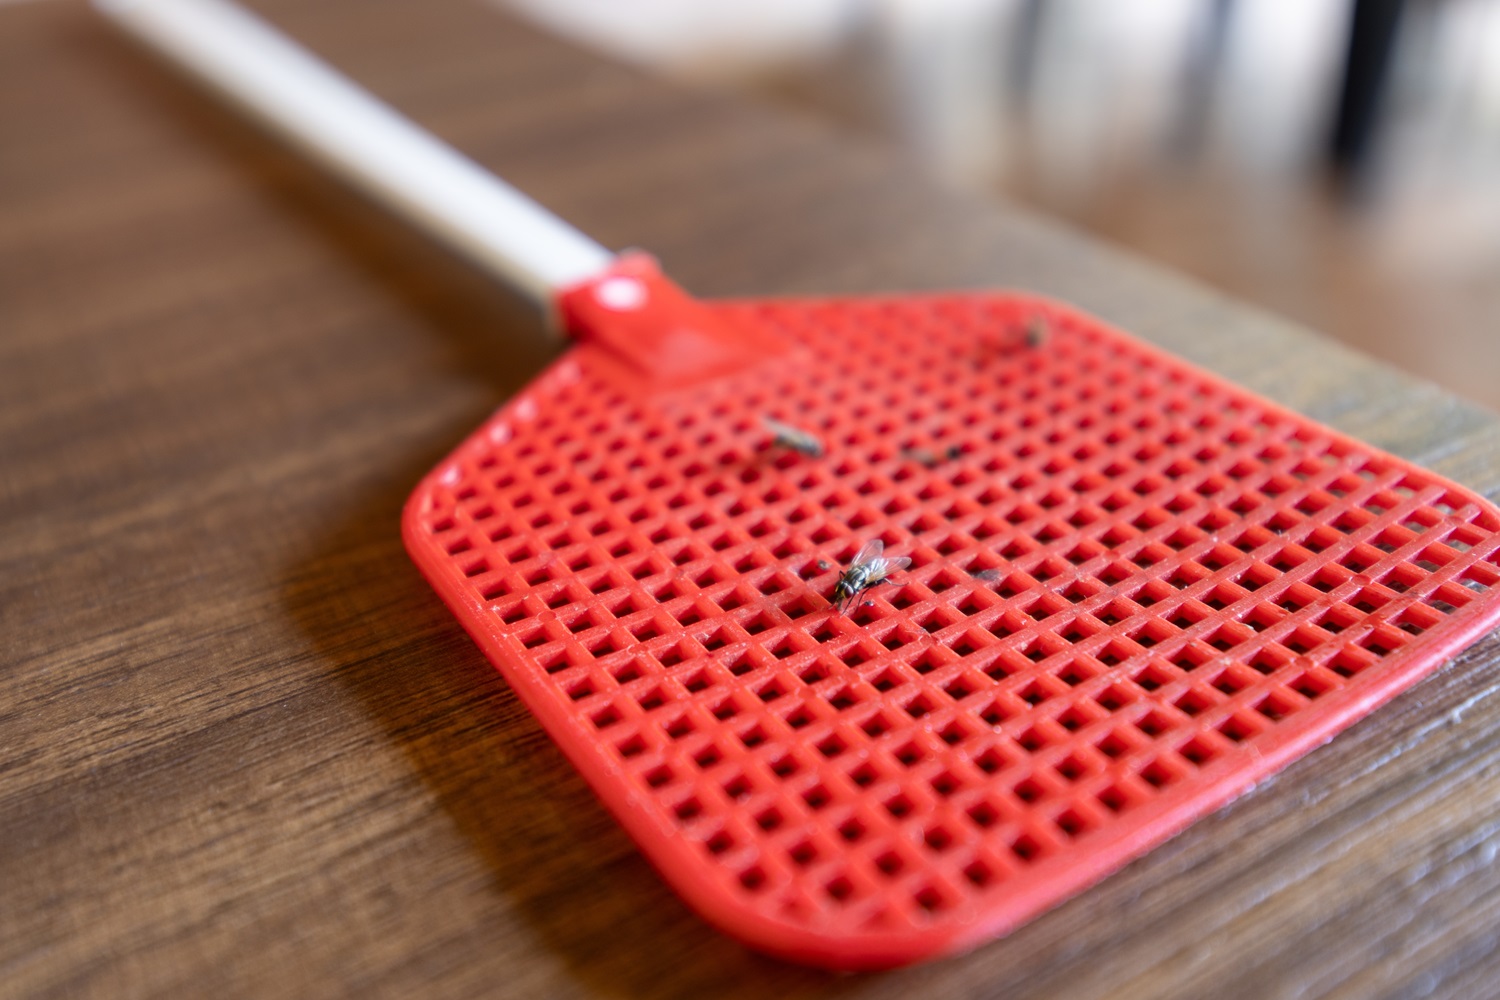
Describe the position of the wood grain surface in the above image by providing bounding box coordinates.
[6,1,1500,997]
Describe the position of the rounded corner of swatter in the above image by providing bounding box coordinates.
[688,905,969,972]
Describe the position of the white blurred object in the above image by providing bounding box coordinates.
[497,0,865,80]
[870,0,1018,186]
[1006,0,1200,196]
[1216,0,1347,173]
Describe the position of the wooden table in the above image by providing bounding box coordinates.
[7,1,1500,996]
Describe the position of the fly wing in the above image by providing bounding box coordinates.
[883,556,912,574]
[850,538,884,567]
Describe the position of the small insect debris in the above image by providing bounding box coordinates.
[900,443,964,468]
[969,568,1002,582]
[831,538,911,614]
[761,415,824,457]
[899,446,940,468]
[1024,315,1050,348]
[816,560,832,571]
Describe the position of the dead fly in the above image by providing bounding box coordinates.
[1024,315,1050,348]
[831,539,911,614]
[900,443,964,468]
[762,416,824,458]
[900,446,941,467]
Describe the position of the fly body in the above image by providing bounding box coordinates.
[762,416,824,457]
[831,539,910,614]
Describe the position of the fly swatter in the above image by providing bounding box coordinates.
[103,0,1500,970]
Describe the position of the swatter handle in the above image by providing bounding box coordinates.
[94,0,616,312]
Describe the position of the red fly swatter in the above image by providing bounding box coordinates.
[104,0,1500,970]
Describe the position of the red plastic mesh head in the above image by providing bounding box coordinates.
[403,263,1500,970]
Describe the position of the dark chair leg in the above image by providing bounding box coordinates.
[1329,0,1407,181]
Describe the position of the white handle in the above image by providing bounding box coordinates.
[95,0,616,309]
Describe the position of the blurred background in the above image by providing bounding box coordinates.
[499,0,1500,410]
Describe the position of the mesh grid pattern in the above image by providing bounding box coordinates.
[404,293,1500,969]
